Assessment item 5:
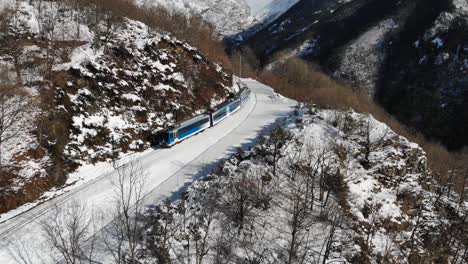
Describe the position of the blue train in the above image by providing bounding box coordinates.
[155,86,251,147]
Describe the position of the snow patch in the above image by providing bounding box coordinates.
[432,37,444,48]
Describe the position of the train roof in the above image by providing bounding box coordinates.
[213,91,246,111]
[238,87,249,94]
[177,113,210,127]
[163,113,209,132]
[162,88,250,132]
[214,100,232,111]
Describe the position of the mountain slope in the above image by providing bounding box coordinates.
[136,0,299,36]
[0,0,233,215]
[136,106,468,263]
[240,0,468,150]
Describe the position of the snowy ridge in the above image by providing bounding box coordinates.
[246,0,300,26]
[136,0,299,35]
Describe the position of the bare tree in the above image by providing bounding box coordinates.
[221,165,262,235]
[320,142,349,209]
[169,176,222,264]
[408,198,425,257]
[0,7,11,39]
[451,213,467,263]
[280,150,317,264]
[6,235,44,264]
[364,202,378,248]
[40,201,97,264]
[144,199,178,264]
[320,206,344,264]
[256,126,292,177]
[459,170,468,206]
[0,67,31,171]
[381,233,397,263]
[188,178,220,264]
[296,146,324,213]
[359,118,388,169]
[191,204,215,264]
[103,159,148,264]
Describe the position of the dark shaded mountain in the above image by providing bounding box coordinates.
[235,0,468,150]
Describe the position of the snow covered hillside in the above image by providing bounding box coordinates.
[136,105,468,263]
[56,21,233,164]
[136,0,299,35]
[0,0,233,215]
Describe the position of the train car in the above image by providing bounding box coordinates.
[154,87,251,147]
[237,87,251,104]
[158,114,211,147]
[210,98,242,126]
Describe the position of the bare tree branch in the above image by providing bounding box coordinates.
[40,201,96,264]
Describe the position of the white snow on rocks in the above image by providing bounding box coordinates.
[0,0,233,228]
[245,0,300,25]
[9,2,40,34]
[453,0,468,15]
[136,106,436,263]
[137,0,299,35]
[432,37,444,48]
[0,0,14,11]
[53,44,103,71]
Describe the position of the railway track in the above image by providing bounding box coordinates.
[0,89,258,240]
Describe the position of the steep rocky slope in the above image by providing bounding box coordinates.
[376,0,468,150]
[136,0,299,36]
[239,0,467,150]
[136,106,467,263]
[0,1,232,215]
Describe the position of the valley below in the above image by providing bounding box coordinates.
[236,0,468,150]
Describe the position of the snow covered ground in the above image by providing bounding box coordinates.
[129,104,438,263]
[133,105,466,263]
[0,79,295,264]
[0,0,14,11]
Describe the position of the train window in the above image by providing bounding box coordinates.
[163,132,170,141]
[231,101,241,110]
[214,109,227,121]
[178,117,210,136]
[154,131,169,145]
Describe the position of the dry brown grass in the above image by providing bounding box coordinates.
[0,172,56,214]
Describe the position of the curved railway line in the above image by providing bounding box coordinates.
[0,79,295,264]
